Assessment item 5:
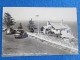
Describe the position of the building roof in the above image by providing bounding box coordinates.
[50,22,70,30]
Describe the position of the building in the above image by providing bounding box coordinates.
[41,21,75,39]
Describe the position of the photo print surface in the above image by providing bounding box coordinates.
[2,7,78,56]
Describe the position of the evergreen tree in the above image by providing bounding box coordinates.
[27,18,37,32]
[40,26,44,31]
[18,23,23,29]
[3,12,15,28]
[18,23,24,34]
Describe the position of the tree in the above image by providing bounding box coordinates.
[18,23,23,29]
[3,12,16,34]
[27,18,37,32]
[3,12,15,28]
[40,26,44,31]
[17,23,24,35]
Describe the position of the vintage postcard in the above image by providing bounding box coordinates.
[2,7,78,56]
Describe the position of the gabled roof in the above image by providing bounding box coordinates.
[50,22,70,30]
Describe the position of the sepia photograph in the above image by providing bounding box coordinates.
[2,7,78,56]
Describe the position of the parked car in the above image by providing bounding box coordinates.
[14,29,28,38]
[6,28,16,35]
[2,27,7,32]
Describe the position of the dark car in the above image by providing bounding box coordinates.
[14,29,28,38]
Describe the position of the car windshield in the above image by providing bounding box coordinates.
[16,31,21,34]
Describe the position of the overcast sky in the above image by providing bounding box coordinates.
[3,7,77,22]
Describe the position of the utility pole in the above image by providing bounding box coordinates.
[62,19,63,25]
[36,15,39,34]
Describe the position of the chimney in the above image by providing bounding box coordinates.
[47,21,51,26]
[61,19,63,25]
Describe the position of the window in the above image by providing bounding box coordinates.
[67,30,70,33]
